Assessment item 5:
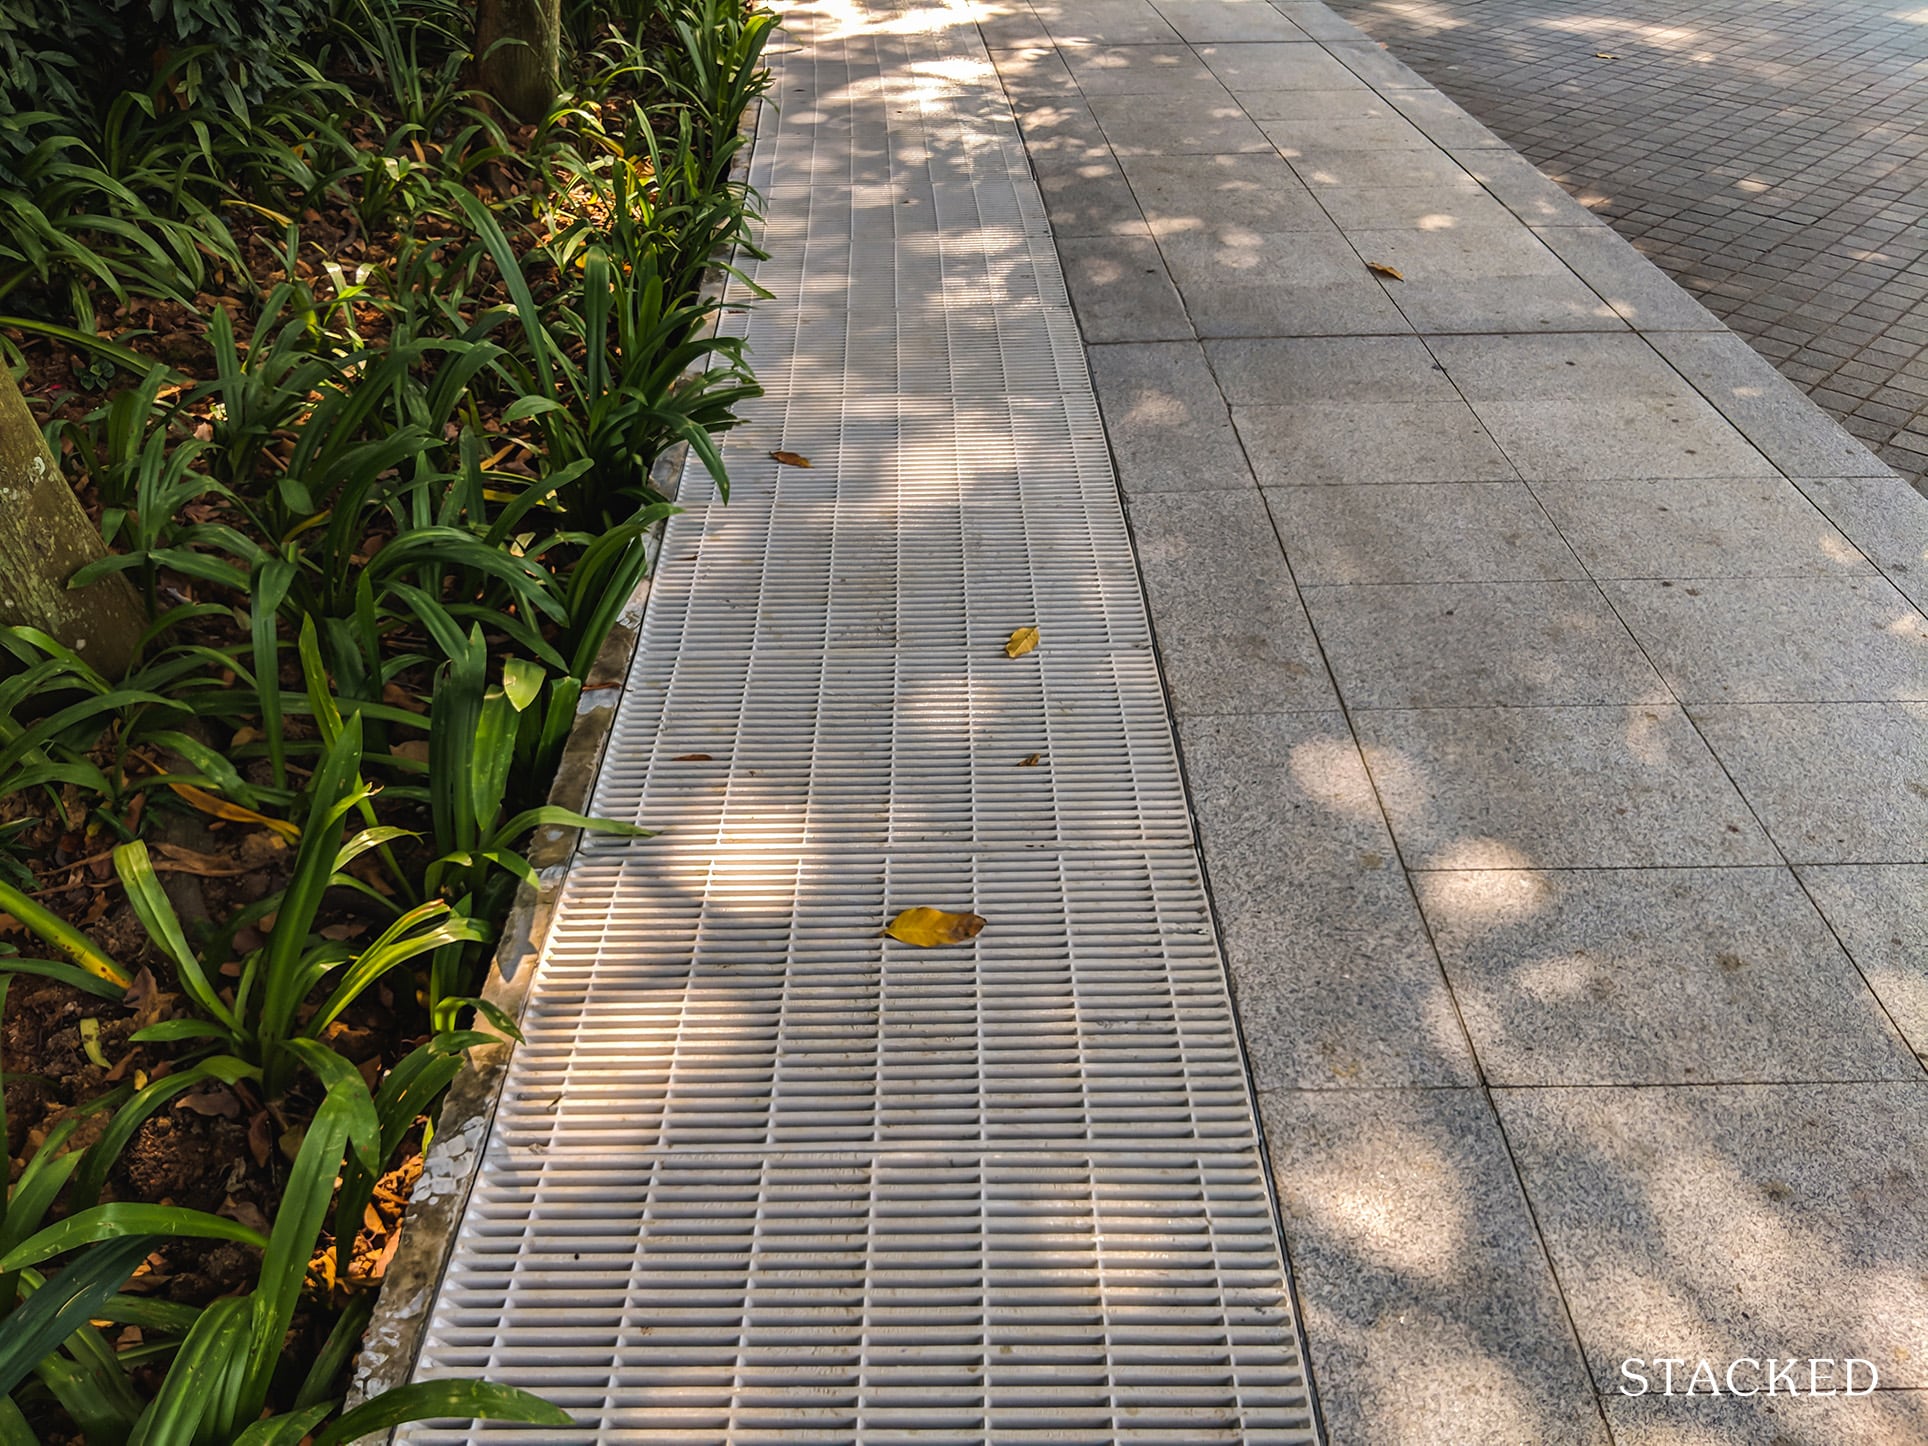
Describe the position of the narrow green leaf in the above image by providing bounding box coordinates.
[2,1206,267,1273]
[311,1381,571,1446]
[0,883,129,989]
[112,842,235,1031]
[0,1237,154,1398]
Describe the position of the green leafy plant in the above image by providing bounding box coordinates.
[0,1050,568,1443]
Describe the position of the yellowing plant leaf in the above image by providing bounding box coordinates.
[168,784,301,843]
[1018,752,1041,767]
[770,450,812,468]
[1005,626,1039,658]
[78,1017,109,1070]
[883,907,986,947]
[1366,261,1404,281]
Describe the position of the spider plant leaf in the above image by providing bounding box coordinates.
[1,1206,268,1274]
[0,884,129,989]
[113,841,236,1031]
[0,1236,154,1398]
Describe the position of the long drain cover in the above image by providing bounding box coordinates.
[403,1,1318,1439]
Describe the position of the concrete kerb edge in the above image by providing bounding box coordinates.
[344,90,769,1434]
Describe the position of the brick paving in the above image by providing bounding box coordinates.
[1321,0,1928,486]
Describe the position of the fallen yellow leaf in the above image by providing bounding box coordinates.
[883,907,986,947]
[770,449,812,468]
[1018,752,1041,767]
[168,783,302,843]
[1366,261,1404,281]
[1005,626,1039,658]
[1594,51,1619,59]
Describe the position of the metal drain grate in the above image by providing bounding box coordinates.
[403,2,1317,1440]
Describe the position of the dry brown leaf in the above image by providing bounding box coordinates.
[1018,753,1041,767]
[168,784,301,842]
[673,752,714,761]
[150,843,253,878]
[1366,261,1404,281]
[770,449,812,468]
[176,1087,242,1119]
[883,907,986,947]
[1005,626,1040,658]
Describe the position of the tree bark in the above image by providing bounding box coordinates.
[0,368,146,678]
[475,0,563,122]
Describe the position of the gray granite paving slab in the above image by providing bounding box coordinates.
[1310,180,1514,231]
[1127,490,1333,712]
[1650,331,1897,479]
[1797,865,1928,1063]
[1531,225,1725,333]
[1180,712,1477,1087]
[1384,87,1506,149]
[976,1,1053,45]
[1302,580,1667,707]
[1349,225,1623,332]
[1117,151,1331,234]
[1057,233,1193,341]
[1428,331,1694,400]
[1605,576,1928,703]
[1032,154,1152,237]
[1470,397,1779,482]
[1496,1083,1928,1392]
[1195,39,1365,91]
[1450,145,1607,227]
[1605,1393,1928,1446]
[1230,82,1407,121]
[1156,228,1411,336]
[1258,1087,1609,1446]
[1061,42,1227,93]
[1416,866,1919,1085]
[1031,0,1183,45]
[1794,476,1928,613]
[1289,143,1475,190]
[987,44,1080,94]
[1088,340,1256,493]
[1232,401,1517,483]
[1355,705,1777,869]
[1533,477,1875,580]
[1149,0,1307,42]
[1326,38,1431,89]
[1266,480,1583,583]
[1255,109,1430,154]
[1270,0,1369,42]
[1088,91,1274,154]
[1207,334,1453,402]
[1688,702,1928,864]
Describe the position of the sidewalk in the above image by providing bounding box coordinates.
[986,0,1928,1440]
[392,1,1928,1441]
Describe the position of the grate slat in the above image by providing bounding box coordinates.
[404,2,1316,1440]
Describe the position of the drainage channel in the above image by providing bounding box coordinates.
[401,2,1317,1440]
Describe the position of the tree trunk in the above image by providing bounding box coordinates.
[475,0,563,122]
[0,368,146,678]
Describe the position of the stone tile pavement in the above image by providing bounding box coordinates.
[1321,0,1928,491]
[983,0,1928,1438]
